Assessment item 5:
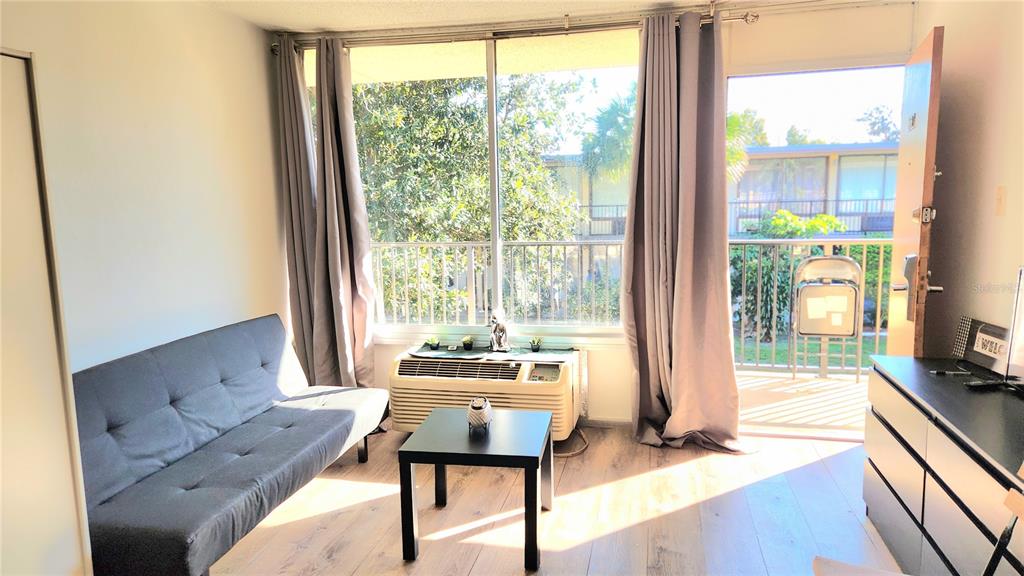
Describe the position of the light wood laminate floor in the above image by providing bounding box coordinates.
[212,427,896,575]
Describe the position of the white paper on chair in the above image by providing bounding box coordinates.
[825,295,849,313]
[807,297,827,319]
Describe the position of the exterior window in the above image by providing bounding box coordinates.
[496,31,638,324]
[303,49,317,144]
[335,31,639,327]
[350,42,490,326]
[838,154,896,201]
[730,156,828,233]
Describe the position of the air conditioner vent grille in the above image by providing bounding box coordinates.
[397,358,521,381]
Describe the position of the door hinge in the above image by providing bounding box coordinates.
[913,206,936,223]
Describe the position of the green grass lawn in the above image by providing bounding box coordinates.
[734,333,887,369]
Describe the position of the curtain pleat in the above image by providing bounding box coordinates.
[622,13,740,452]
[276,36,375,388]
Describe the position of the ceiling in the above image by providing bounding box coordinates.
[210,0,708,33]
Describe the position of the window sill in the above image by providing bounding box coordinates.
[372,323,627,349]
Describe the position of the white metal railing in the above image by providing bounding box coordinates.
[728,198,896,235]
[730,238,892,371]
[371,237,892,371]
[370,240,623,326]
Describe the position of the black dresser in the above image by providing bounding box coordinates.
[866,356,1024,575]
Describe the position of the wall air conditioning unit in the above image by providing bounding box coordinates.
[389,351,582,441]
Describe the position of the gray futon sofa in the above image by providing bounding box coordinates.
[73,314,389,576]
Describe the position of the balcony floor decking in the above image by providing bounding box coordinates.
[738,370,867,442]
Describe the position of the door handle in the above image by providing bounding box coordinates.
[893,255,942,321]
[897,254,920,322]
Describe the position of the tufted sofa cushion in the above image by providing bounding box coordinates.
[72,315,389,576]
[86,385,388,576]
[73,315,309,506]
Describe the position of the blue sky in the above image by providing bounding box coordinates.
[728,66,905,146]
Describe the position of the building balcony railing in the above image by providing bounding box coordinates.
[728,198,896,235]
[370,237,892,371]
[578,204,628,237]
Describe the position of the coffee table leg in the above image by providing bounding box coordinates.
[400,461,418,561]
[541,433,553,511]
[434,464,447,507]
[524,464,540,570]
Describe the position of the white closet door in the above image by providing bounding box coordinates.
[1,51,91,576]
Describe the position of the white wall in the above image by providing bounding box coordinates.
[1,1,286,372]
[723,3,916,75]
[913,1,1024,356]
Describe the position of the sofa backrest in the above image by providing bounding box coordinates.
[72,314,308,508]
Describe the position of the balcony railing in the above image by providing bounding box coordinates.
[728,198,895,235]
[371,240,623,327]
[371,237,891,371]
[730,238,892,371]
[578,204,628,237]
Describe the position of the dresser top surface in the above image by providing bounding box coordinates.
[873,355,1024,487]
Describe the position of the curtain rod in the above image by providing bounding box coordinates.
[285,6,757,49]
[278,0,905,50]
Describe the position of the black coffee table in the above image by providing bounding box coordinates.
[398,407,554,570]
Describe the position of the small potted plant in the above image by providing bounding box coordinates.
[529,336,542,352]
[425,336,440,351]
[462,336,474,351]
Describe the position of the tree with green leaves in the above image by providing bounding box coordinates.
[353,74,582,243]
[581,92,635,180]
[785,125,826,145]
[857,105,900,143]
[755,210,847,238]
[726,109,769,183]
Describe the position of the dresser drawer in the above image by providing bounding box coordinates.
[923,476,1021,575]
[926,422,1024,567]
[865,409,925,521]
[868,370,928,456]
[865,460,922,575]
[921,536,955,576]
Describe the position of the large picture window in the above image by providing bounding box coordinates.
[321,30,639,327]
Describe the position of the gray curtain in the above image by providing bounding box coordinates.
[622,13,740,451]
[277,36,375,388]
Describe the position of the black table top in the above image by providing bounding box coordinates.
[398,408,552,468]
[873,356,1024,488]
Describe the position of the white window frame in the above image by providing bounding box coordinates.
[335,35,635,340]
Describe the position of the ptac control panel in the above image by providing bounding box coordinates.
[527,363,561,382]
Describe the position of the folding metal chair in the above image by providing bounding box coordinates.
[791,256,864,381]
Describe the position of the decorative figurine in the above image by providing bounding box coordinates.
[489,309,510,352]
[467,396,493,434]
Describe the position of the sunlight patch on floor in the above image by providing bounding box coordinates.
[258,478,399,527]
[738,370,867,441]
[436,439,853,552]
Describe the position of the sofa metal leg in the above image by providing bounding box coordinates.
[358,436,368,463]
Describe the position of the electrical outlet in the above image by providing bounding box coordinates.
[996,185,1007,216]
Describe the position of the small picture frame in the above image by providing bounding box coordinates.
[447,345,458,352]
